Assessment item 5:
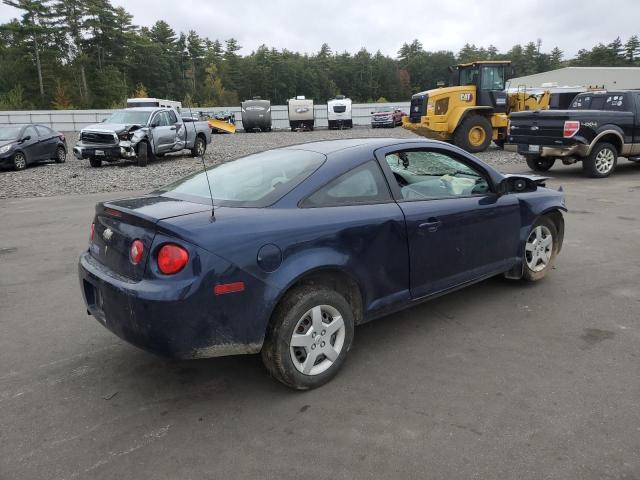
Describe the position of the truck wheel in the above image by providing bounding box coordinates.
[583,142,617,178]
[191,136,206,157]
[136,142,149,167]
[261,285,354,390]
[526,156,555,172]
[89,157,102,168]
[522,216,559,282]
[454,115,493,153]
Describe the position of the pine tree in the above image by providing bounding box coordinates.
[52,79,73,108]
[624,35,640,63]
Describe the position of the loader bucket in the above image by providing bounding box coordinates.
[208,118,236,134]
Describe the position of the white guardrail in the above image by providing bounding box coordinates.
[0,103,411,132]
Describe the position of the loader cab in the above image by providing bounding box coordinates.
[451,61,511,113]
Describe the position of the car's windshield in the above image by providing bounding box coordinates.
[106,110,152,125]
[156,149,326,207]
[0,126,22,141]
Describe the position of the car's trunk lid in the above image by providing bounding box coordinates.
[89,196,211,281]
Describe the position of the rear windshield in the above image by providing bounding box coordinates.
[156,149,326,207]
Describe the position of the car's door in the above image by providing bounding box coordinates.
[150,111,174,153]
[376,145,521,299]
[35,125,57,159]
[299,160,410,318]
[167,109,186,150]
[20,126,41,163]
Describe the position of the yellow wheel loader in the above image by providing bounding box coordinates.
[402,61,550,152]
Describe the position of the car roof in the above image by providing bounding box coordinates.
[282,137,434,155]
[122,107,159,112]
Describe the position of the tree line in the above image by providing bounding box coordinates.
[1,0,640,110]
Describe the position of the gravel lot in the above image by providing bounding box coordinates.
[0,127,524,199]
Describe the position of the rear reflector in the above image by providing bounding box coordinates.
[214,282,245,295]
[157,244,189,274]
[563,120,580,138]
[130,239,144,264]
[90,223,95,241]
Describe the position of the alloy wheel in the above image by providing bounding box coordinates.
[290,304,345,376]
[13,153,26,170]
[525,225,553,272]
[57,147,66,162]
[595,148,615,174]
[197,140,205,156]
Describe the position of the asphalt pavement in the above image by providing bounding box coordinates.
[1,160,639,479]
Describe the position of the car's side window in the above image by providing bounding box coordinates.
[35,126,51,137]
[385,150,490,200]
[301,161,392,207]
[168,110,178,124]
[24,126,38,141]
[153,111,170,127]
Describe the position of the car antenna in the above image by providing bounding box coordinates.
[187,103,215,218]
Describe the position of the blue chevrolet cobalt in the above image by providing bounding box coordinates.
[79,138,565,389]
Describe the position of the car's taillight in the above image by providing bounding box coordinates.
[563,120,580,138]
[157,244,189,275]
[90,223,95,242]
[130,239,144,264]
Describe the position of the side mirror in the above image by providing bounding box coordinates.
[101,118,107,123]
[150,122,159,128]
[498,176,539,195]
[20,135,31,142]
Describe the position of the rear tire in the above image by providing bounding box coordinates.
[54,146,66,163]
[453,115,493,153]
[582,142,617,178]
[261,286,355,390]
[526,156,555,172]
[89,156,102,168]
[522,216,559,282]
[136,142,149,167]
[191,136,206,157]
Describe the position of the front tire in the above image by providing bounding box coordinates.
[136,142,149,167]
[261,286,355,390]
[523,216,559,282]
[453,115,493,153]
[89,156,102,168]
[583,142,617,178]
[13,152,27,170]
[526,156,555,172]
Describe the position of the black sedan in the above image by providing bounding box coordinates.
[79,138,566,390]
[0,124,67,170]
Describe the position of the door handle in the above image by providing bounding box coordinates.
[169,126,177,130]
[418,218,442,233]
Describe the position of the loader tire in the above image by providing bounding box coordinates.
[454,115,493,153]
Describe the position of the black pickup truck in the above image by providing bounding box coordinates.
[508,90,640,178]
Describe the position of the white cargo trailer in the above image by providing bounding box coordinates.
[327,95,353,129]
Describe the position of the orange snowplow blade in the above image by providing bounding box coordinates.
[207,119,236,134]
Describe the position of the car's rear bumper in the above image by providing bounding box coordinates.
[78,251,263,359]
[506,143,589,158]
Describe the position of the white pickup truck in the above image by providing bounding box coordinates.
[73,107,212,167]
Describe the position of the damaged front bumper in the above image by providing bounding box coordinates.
[73,140,138,160]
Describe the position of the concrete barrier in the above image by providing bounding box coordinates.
[0,103,410,132]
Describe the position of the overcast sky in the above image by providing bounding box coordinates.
[2,0,639,58]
